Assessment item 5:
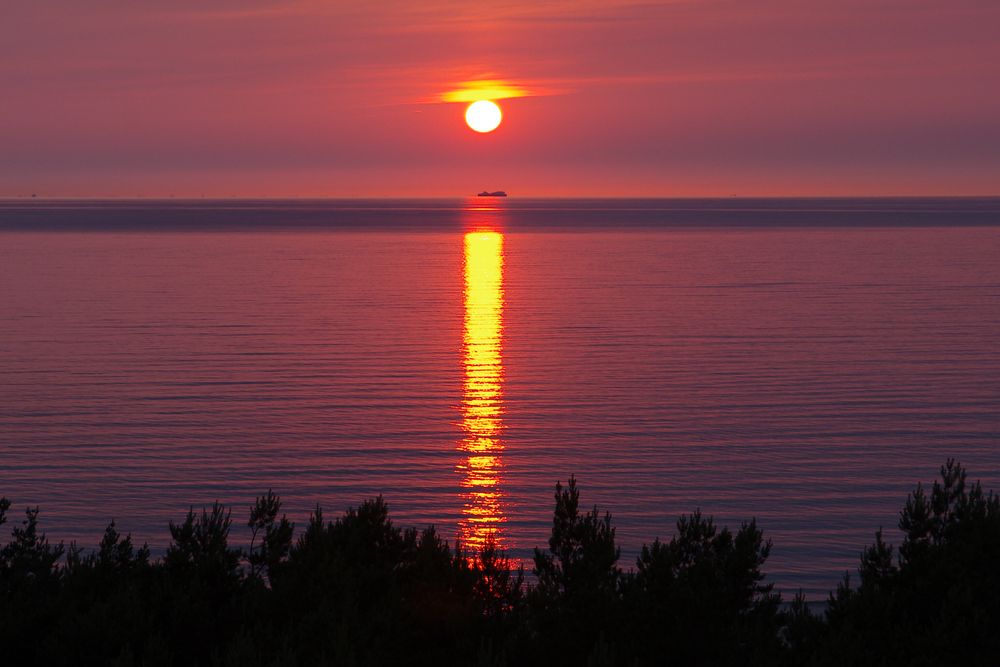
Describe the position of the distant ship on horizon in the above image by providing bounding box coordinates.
[477,190,507,197]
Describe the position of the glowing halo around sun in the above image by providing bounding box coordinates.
[465,100,502,133]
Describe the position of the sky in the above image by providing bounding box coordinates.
[2,0,999,197]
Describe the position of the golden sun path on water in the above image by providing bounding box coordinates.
[457,230,507,552]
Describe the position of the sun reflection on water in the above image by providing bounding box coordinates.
[458,230,507,551]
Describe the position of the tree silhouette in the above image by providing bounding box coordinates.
[533,476,621,600]
[822,459,1000,665]
[624,511,782,665]
[245,489,293,581]
[529,476,623,663]
[2,462,997,665]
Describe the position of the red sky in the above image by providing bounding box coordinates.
[3,1,999,197]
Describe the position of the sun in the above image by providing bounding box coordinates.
[465,100,502,133]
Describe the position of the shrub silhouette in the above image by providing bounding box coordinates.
[1,462,997,666]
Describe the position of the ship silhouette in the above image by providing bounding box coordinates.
[477,190,507,197]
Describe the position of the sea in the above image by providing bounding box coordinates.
[1,197,998,598]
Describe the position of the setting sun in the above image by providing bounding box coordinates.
[465,100,502,133]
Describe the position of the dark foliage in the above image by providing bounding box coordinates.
[246,489,294,582]
[622,511,783,665]
[527,476,623,664]
[805,459,1000,666]
[1,461,997,666]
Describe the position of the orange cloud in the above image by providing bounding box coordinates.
[439,79,551,103]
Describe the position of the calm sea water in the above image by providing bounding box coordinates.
[2,198,999,597]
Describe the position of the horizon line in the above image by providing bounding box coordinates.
[3,194,1000,202]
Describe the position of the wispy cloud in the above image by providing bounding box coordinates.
[437,79,563,103]
[162,0,668,25]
